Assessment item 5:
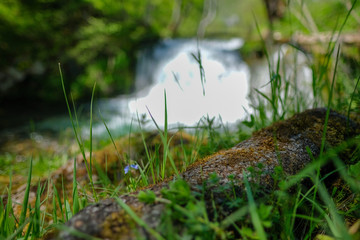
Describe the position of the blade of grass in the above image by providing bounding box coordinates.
[115,197,165,240]
[93,161,111,187]
[191,40,206,96]
[65,199,73,221]
[314,175,351,239]
[347,75,360,131]
[243,171,267,240]
[52,184,58,224]
[19,157,33,228]
[136,112,155,184]
[161,91,179,178]
[253,12,271,73]
[58,63,97,201]
[314,0,356,106]
[32,181,42,239]
[329,142,360,193]
[53,184,64,223]
[289,188,302,236]
[221,206,248,228]
[5,218,31,240]
[320,46,341,157]
[309,47,341,234]
[23,217,32,240]
[88,82,97,201]
[146,90,179,179]
[99,111,124,171]
[71,95,85,156]
[56,224,102,240]
[61,175,69,222]
[72,158,80,215]
[59,63,86,161]
[2,171,15,238]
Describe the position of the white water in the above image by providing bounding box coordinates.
[130,38,250,125]
[93,38,252,135]
[0,39,314,143]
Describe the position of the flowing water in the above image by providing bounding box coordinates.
[93,38,251,136]
[0,38,313,155]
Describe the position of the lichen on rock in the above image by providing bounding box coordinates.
[48,108,359,240]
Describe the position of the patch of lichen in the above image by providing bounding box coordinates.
[181,108,359,187]
[223,139,274,169]
[259,108,358,147]
[99,198,154,240]
[100,209,137,239]
[182,150,224,172]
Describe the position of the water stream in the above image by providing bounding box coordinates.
[0,38,313,154]
[93,38,251,136]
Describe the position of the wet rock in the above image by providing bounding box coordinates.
[49,108,359,240]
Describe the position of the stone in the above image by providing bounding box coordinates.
[47,108,359,240]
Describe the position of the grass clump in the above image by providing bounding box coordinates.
[130,145,360,239]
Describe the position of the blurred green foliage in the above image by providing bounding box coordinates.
[273,0,360,36]
[0,0,358,105]
[0,0,205,103]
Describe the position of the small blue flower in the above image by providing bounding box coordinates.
[124,164,139,174]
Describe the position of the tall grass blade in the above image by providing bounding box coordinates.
[58,63,85,160]
[1,172,15,238]
[56,225,102,240]
[59,63,97,202]
[312,0,356,106]
[192,39,206,96]
[61,175,70,222]
[221,206,248,228]
[19,157,33,228]
[5,218,31,240]
[115,197,165,240]
[93,161,111,187]
[71,95,85,155]
[23,217,32,240]
[320,46,341,157]
[99,112,123,164]
[32,181,42,239]
[52,184,58,224]
[72,158,80,215]
[314,175,351,239]
[136,112,155,183]
[53,184,64,223]
[65,200,73,220]
[347,75,360,131]
[333,0,358,44]
[243,171,267,240]
[146,91,179,179]
[89,82,97,200]
[330,145,360,193]
[253,12,271,72]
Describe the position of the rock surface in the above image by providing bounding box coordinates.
[49,108,359,240]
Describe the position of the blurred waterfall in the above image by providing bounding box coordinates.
[93,38,251,135]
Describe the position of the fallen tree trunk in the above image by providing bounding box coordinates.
[290,32,360,46]
[274,32,360,54]
[48,108,359,240]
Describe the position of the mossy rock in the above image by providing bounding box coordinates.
[48,108,359,239]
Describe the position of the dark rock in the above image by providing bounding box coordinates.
[50,108,359,240]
